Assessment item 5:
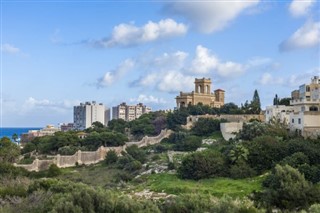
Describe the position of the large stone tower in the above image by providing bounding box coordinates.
[195,78,211,94]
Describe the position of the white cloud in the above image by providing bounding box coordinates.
[130,94,167,104]
[164,1,259,33]
[258,73,284,85]
[289,0,315,17]
[157,71,195,93]
[258,68,320,87]
[23,97,80,113]
[280,20,320,51]
[97,59,134,88]
[217,61,247,77]
[189,45,262,78]
[190,45,219,73]
[95,19,187,47]
[1,43,20,54]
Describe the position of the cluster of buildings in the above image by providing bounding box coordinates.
[73,101,152,130]
[20,76,320,144]
[265,76,320,138]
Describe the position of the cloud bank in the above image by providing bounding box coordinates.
[93,19,187,48]
[164,1,260,33]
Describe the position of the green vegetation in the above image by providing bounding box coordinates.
[135,173,263,197]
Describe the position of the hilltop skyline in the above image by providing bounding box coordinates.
[1,0,320,127]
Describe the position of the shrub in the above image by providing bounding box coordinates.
[254,164,320,211]
[124,160,142,172]
[229,160,256,179]
[126,145,146,164]
[47,164,61,177]
[173,135,202,152]
[105,150,118,165]
[178,150,226,180]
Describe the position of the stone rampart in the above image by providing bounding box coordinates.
[15,129,172,171]
[183,114,264,129]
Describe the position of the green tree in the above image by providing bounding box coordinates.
[273,94,279,105]
[126,145,146,164]
[173,135,202,152]
[191,118,223,136]
[91,121,104,128]
[47,164,62,177]
[105,150,118,165]
[108,119,127,134]
[0,137,20,163]
[178,150,226,180]
[255,164,320,211]
[228,144,249,164]
[250,89,261,114]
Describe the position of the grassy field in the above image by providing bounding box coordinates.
[133,173,264,198]
[58,163,120,187]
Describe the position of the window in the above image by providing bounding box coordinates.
[310,106,319,111]
[298,118,301,124]
[292,119,294,123]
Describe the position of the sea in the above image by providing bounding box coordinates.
[0,127,41,141]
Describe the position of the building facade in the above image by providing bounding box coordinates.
[176,78,225,108]
[289,76,320,138]
[112,103,151,121]
[74,101,106,130]
[265,105,294,125]
[21,125,60,144]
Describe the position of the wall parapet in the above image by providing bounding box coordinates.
[15,129,172,171]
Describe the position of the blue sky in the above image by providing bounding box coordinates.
[1,0,319,127]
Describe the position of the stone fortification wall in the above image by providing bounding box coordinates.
[15,129,172,171]
[183,114,264,129]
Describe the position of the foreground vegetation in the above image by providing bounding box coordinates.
[1,101,320,212]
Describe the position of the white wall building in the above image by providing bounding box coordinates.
[74,101,106,130]
[289,76,320,138]
[265,105,294,125]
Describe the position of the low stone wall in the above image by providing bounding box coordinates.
[183,114,264,130]
[15,129,172,171]
[303,127,320,139]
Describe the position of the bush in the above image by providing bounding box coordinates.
[105,150,118,165]
[191,118,223,136]
[178,150,226,180]
[114,171,134,182]
[173,135,202,152]
[254,164,320,211]
[154,144,167,153]
[126,145,146,164]
[124,160,142,172]
[229,160,256,179]
[47,164,61,177]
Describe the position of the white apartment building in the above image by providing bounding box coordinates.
[289,76,320,138]
[112,102,152,121]
[265,105,294,125]
[105,108,111,126]
[74,101,106,130]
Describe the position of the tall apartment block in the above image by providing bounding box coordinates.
[74,101,106,130]
[112,102,151,121]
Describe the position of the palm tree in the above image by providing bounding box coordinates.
[229,144,249,164]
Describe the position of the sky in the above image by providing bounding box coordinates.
[1,0,320,127]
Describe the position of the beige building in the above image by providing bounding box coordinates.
[176,78,225,108]
[289,76,320,138]
[112,102,151,121]
[21,125,60,144]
